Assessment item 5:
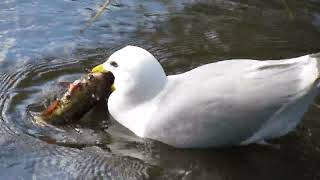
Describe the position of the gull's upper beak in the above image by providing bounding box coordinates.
[91,64,108,73]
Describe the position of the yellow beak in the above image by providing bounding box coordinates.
[111,84,116,92]
[91,64,108,73]
[91,64,116,92]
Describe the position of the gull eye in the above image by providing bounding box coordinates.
[110,61,118,68]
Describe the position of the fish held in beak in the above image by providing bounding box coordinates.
[39,72,114,125]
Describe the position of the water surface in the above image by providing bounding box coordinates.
[0,0,320,179]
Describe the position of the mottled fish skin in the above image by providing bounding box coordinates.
[41,72,114,125]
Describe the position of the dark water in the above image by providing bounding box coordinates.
[1,0,320,179]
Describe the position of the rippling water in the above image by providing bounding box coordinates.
[0,0,320,179]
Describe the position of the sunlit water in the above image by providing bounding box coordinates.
[0,0,320,179]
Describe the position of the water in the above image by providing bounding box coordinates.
[0,0,320,179]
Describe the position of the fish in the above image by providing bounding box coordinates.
[39,72,114,125]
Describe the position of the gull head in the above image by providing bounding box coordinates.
[92,45,167,104]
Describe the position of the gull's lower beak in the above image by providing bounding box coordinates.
[91,64,108,73]
[111,84,116,92]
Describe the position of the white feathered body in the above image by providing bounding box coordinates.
[108,49,320,148]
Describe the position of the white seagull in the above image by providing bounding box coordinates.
[92,46,320,148]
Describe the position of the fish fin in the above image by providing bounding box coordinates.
[257,140,281,149]
[58,82,72,88]
[42,100,60,116]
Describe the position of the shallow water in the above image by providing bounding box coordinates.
[0,0,320,179]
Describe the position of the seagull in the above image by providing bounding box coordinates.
[92,46,320,148]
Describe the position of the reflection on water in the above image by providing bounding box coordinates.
[0,0,320,179]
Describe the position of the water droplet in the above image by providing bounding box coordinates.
[74,128,81,133]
